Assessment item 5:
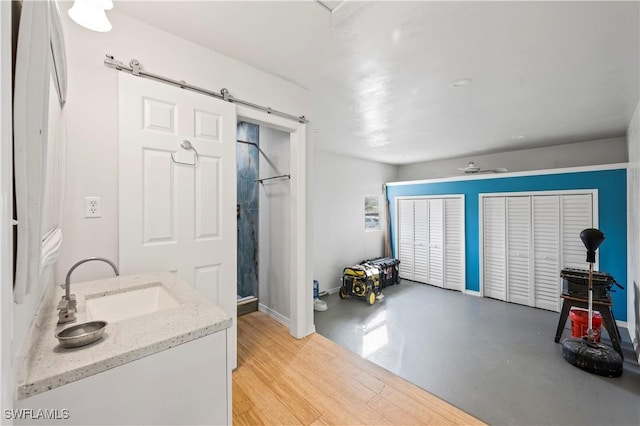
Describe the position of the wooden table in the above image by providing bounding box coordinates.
[554,294,623,358]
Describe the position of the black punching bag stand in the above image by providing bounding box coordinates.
[561,229,623,377]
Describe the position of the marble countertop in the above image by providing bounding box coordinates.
[17,271,232,400]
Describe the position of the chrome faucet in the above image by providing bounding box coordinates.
[58,257,120,324]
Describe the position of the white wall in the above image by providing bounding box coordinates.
[55,5,309,288]
[11,0,64,376]
[259,127,291,320]
[12,80,61,357]
[627,101,640,363]
[1,0,14,417]
[313,151,398,293]
[398,137,628,181]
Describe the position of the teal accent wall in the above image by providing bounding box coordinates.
[386,168,628,321]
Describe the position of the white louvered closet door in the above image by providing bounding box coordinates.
[398,199,415,279]
[483,197,507,300]
[427,198,444,287]
[506,196,532,306]
[413,200,429,283]
[532,195,561,311]
[561,194,594,269]
[444,197,464,291]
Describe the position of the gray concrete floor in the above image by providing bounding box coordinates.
[314,280,640,426]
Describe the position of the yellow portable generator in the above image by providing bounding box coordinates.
[339,264,381,305]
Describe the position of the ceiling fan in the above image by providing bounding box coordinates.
[458,161,508,174]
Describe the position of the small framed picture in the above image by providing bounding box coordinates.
[364,195,381,231]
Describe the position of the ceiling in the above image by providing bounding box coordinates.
[114,1,640,165]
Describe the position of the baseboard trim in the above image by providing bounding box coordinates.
[615,320,627,329]
[327,286,342,295]
[238,298,258,317]
[464,289,481,297]
[258,303,289,327]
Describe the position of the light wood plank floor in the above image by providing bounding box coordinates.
[233,312,485,425]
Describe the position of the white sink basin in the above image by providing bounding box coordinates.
[85,284,180,323]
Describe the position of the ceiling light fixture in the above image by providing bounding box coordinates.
[392,28,401,44]
[449,78,473,88]
[68,0,113,32]
[511,135,525,140]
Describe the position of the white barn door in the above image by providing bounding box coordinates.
[118,74,237,367]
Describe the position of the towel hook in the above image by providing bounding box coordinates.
[171,140,199,166]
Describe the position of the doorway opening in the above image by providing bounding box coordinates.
[236,106,312,339]
[236,122,292,321]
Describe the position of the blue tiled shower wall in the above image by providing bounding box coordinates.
[237,122,259,299]
[386,168,628,321]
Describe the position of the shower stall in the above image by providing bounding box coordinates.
[236,122,259,315]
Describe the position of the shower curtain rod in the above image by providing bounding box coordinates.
[255,174,290,184]
[237,140,289,183]
[104,55,309,124]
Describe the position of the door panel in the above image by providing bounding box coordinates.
[532,195,560,312]
[143,97,176,133]
[428,198,444,287]
[444,197,464,291]
[119,73,237,367]
[483,197,507,301]
[194,109,222,142]
[195,157,221,240]
[561,194,594,269]
[413,200,429,282]
[398,199,415,279]
[142,150,175,245]
[507,196,531,306]
[195,264,222,305]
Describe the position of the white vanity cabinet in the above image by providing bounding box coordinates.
[15,272,232,426]
[16,330,229,425]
